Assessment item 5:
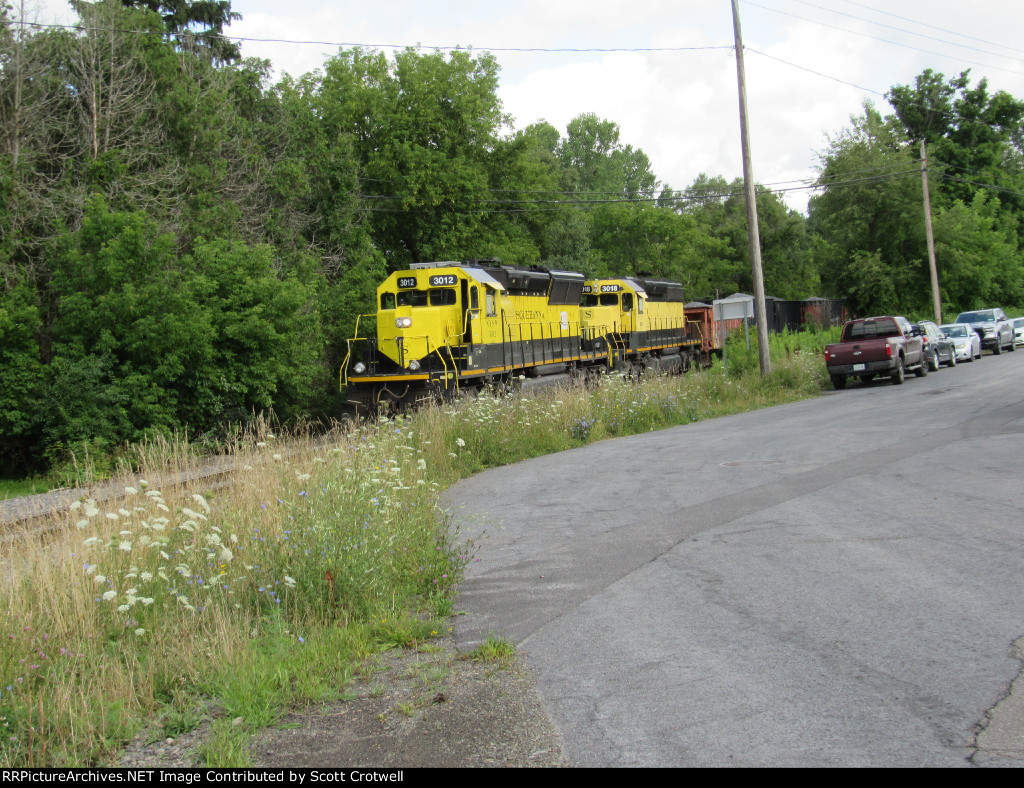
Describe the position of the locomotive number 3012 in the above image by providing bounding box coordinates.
[429,275,457,287]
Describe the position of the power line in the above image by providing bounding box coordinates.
[18,21,732,55]
[787,0,1023,62]
[836,0,1024,58]
[742,0,1024,76]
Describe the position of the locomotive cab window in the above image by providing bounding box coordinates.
[428,288,457,306]
[381,292,396,310]
[486,288,497,317]
[622,293,634,312]
[397,290,429,307]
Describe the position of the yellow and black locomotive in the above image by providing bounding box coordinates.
[341,260,704,413]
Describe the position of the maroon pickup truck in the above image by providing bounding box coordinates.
[824,316,927,389]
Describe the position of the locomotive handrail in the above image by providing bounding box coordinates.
[425,335,451,392]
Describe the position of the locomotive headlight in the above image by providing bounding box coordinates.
[353,362,366,374]
[396,317,412,328]
[408,359,421,371]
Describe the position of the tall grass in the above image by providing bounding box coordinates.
[0,342,829,766]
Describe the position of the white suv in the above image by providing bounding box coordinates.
[952,308,1016,354]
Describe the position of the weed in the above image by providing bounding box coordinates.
[466,635,515,665]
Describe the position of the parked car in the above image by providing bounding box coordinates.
[940,323,982,362]
[1013,317,1024,347]
[952,308,1015,354]
[824,316,927,389]
[913,321,957,369]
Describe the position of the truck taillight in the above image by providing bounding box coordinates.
[886,344,892,357]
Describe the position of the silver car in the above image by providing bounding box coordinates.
[1013,317,1024,347]
[940,323,982,362]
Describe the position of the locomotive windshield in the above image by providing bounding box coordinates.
[382,289,457,309]
[581,293,620,307]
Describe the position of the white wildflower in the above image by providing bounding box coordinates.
[76,519,90,529]
[140,572,153,582]
[417,459,427,470]
[118,540,132,552]
[105,512,119,521]
[117,604,130,613]
[102,590,117,601]
[191,494,211,514]
[124,486,138,496]
[181,507,207,521]
[83,537,101,547]
[219,547,233,562]
[134,628,146,636]
[94,574,107,584]
[455,438,466,448]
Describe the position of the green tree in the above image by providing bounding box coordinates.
[557,113,658,198]
[808,104,927,315]
[309,47,509,268]
[121,0,241,63]
[887,69,1024,211]
[932,192,1023,312]
[0,268,43,474]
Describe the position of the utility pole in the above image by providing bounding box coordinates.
[730,0,771,375]
[920,139,941,323]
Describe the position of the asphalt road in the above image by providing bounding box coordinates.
[443,350,1024,767]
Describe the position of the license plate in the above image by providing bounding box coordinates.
[852,363,866,371]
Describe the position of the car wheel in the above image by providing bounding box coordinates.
[915,357,928,377]
[947,352,956,367]
[891,357,905,385]
[928,350,940,371]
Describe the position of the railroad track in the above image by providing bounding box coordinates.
[0,460,239,537]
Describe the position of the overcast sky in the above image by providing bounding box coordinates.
[32,0,1024,213]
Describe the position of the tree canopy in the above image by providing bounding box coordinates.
[2,1,1023,475]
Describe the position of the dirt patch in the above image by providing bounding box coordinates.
[119,634,566,768]
[252,634,567,768]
